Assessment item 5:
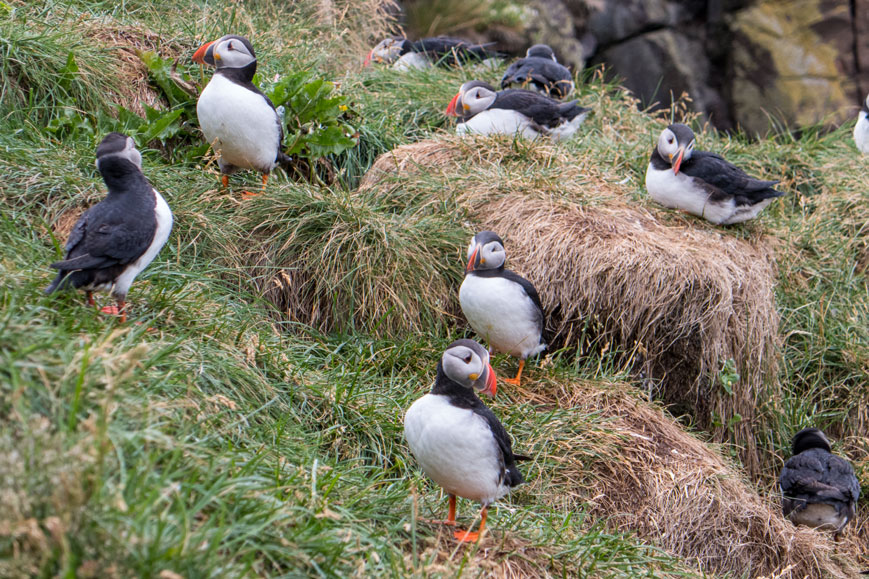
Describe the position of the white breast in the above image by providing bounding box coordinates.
[457,109,542,140]
[112,190,173,299]
[196,74,281,173]
[644,163,736,225]
[404,394,508,505]
[459,274,545,359]
[854,111,869,154]
[393,52,431,71]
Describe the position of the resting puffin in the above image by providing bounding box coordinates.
[192,35,290,193]
[446,81,589,141]
[854,93,869,154]
[500,44,574,99]
[45,133,173,323]
[404,339,525,542]
[459,231,546,388]
[645,124,785,225]
[779,427,860,540]
[364,37,498,70]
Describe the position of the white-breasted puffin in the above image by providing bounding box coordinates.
[446,81,590,141]
[364,37,498,70]
[192,35,290,193]
[404,339,526,542]
[854,94,869,154]
[500,44,574,99]
[645,123,785,225]
[459,231,546,388]
[45,132,173,323]
[779,427,860,540]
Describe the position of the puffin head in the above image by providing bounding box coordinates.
[656,123,695,175]
[95,132,142,172]
[364,37,406,66]
[791,427,832,455]
[193,35,256,69]
[446,80,497,117]
[440,339,497,397]
[465,230,506,273]
[526,44,556,61]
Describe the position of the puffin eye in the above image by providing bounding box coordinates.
[667,137,673,144]
[463,355,472,364]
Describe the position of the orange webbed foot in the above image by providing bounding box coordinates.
[453,529,480,543]
[240,190,260,200]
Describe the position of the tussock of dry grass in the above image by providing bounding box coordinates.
[360,138,781,477]
[515,377,863,578]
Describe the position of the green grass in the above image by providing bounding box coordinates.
[1,0,867,577]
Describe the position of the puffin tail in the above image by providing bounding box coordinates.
[44,271,68,294]
[276,152,293,169]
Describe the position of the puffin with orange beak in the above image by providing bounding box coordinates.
[192,35,290,195]
[404,339,526,543]
[645,123,785,225]
[459,231,546,388]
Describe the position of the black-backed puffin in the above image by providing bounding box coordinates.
[446,81,590,141]
[364,37,498,70]
[45,132,173,323]
[459,231,546,387]
[500,44,574,99]
[404,339,525,542]
[779,427,860,539]
[855,93,869,154]
[645,124,785,224]
[192,35,290,193]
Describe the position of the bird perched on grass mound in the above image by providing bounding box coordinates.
[45,132,173,323]
[500,44,574,99]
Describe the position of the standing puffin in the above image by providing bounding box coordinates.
[459,231,546,388]
[645,124,785,225]
[500,44,574,99]
[45,133,173,323]
[404,339,525,542]
[446,81,589,141]
[854,93,869,154]
[192,35,290,193]
[364,37,498,70]
[779,427,860,540]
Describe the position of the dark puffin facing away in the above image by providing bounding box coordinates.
[45,133,173,323]
[364,36,499,70]
[459,231,546,388]
[404,339,525,543]
[645,123,785,225]
[446,80,590,141]
[779,427,860,539]
[500,44,574,99]
[192,35,290,193]
[854,93,869,153]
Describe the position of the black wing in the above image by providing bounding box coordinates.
[502,269,545,329]
[780,450,859,514]
[493,89,581,126]
[471,401,525,488]
[682,151,784,205]
[413,37,497,63]
[501,57,572,97]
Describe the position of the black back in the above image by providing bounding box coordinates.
[501,57,573,99]
[779,446,860,518]
[431,362,525,488]
[45,136,158,295]
[492,89,588,127]
[411,37,497,65]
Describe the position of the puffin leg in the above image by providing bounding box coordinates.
[453,506,487,543]
[100,299,127,323]
[241,173,268,200]
[86,291,95,307]
[221,175,229,188]
[502,359,525,386]
[422,494,457,526]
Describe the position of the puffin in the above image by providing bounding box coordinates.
[44,132,173,323]
[446,81,590,141]
[364,36,498,70]
[192,35,291,193]
[500,44,574,99]
[779,427,860,540]
[404,339,526,542]
[645,123,785,225]
[854,93,869,154]
[459,231,546,388]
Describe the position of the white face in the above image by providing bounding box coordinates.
[370,38,402,64]
[657,128,694,164]
[213,37,256,68]
[461,86,497,115]
[441,345,488,391]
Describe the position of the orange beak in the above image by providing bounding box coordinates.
[363,49,373,67]
[672,146,685,175]
[481,363,497,397]
[466,244,479,272]
[446,92,461,116]
[192,40,215,64]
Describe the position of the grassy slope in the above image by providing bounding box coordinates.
[1,0,866,577]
